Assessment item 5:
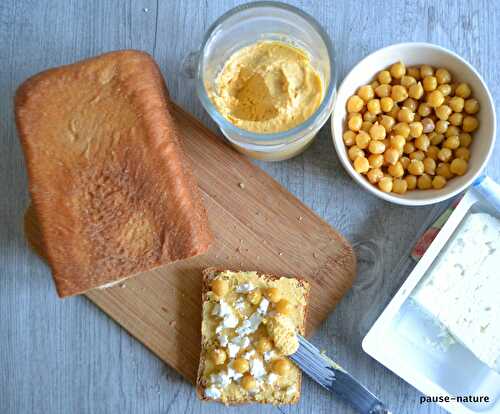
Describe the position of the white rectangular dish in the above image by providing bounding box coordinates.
[362,183,500,414]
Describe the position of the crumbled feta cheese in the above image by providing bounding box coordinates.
[257,298,269,314]
[234,296,246,311]
[236,312,262,335]
[235,282,255,293]
[217,334,229,347]
[243,349,256,359]
[227,361,244,381]
[212,299,233,318]
[286,384,297,395]
[266,373,279,385]
[263,350,278,362]
[231,335,250,349]
[249,358,266,379]
[204,385,221,399]
[227,342,240,358]
[215,324,223,335]
[210,371,231,387]
[222,312,239,329]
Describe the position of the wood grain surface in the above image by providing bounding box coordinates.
[1,1,499,414]
[23,103,356,383]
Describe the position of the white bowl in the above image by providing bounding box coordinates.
[331,42,496,206]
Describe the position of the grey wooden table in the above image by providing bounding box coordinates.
[1,1,499,413]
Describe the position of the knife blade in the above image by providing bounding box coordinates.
[289,335,391,414]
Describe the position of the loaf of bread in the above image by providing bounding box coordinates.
[197,268,309,405]
[15,50,213,297]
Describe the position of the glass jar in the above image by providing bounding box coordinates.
[195,1,336,161]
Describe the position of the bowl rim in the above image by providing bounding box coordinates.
[331,42,497,206]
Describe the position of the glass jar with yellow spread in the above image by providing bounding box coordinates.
[196,1,336,161]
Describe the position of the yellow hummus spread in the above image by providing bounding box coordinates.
[266,314,299,356]
[208,41,323,133]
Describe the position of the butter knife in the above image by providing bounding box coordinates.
[290,335,391,414]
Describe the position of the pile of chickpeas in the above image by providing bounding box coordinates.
[343,62,479,194]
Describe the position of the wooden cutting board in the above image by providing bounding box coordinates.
[24,103,356,384]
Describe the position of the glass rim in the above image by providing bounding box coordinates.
[195,0,336,145]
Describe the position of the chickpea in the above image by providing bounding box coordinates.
[266,287,281,303]
[435,68,452,84]
[455,82,471,98]
[400,75,416,88]
[455,147,471,161]
[449,112,463,126]
[418,102,432,117]
[438,83,452,96]
[392,178,408,194]
[445,125,461,137]
[415,134,430,151]
[435,120,449,134]
[358,85,375,102]
[393,122,410,138]
[417,174,432,190]
[380,97,394,112]
[368,154,384,168]
[391,85,408,102]
[427,90,445,107]
[384,148,400,165]
[462,116,479,132]
[409,150,426,161]
[212,279,229,297]
[403,142,415,154]
[435,105,452,120]
[388,162,404,178]
[408,159,424,175]
[443,135,460,150]
[390,61,406,79]
[437,147,452,162]
[369,123,386,140]
[421,117,435,134]
[378,176,393,193]
[248,289,262,305]
[276,299,293,315]
[361,112,374,122]
[361,121,373,132]
[387,103,400,118]
[448,96,464,113]
[432,175,447,189]
[367,167,384,184]
[464,98,479,114]
[407,67,421,79]
[405,175,417,190]
[420,65,434,78]
[436,162,453,179]
[428,132,441,145]
[272,358,292,376]
[368,140,386,154]
[348,113,362,131]
[348,146,364,161]
[427,145,439,160]
[256,337,273,354]
[397,107,415,123]
[400,156,410,170]
[423,158,436,175]
[342,130,356,146]
[354,157,370,174]
[355,131,371,149]
[409,121,424,138]
[423,76,438,91]
[379,115,395,132]
[459,132,472,148]
[241,374,258,391]
[347,95,364,112]
[367,99,382,115]
[378,70,392,85]
[390,135,406,151]
[210,348,227,365]
[375,84,391,98]
[450,158,468,176]
[408,82,424,100]
[370,80,380,89]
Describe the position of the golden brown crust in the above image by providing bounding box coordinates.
[196,267,309,405]
[15,50,213,297]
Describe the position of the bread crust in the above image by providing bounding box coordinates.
[196,267,310,405]
[15,50,213,297]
